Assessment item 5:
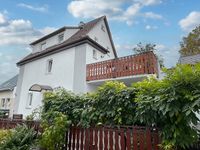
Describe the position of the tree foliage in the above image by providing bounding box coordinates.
[133,42,165,68]
[134,63,200,149]
[179,25,200,56]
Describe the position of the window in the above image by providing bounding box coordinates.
[6,98,10,108]
[41,42,46,50]
[1,98,5,108]
[27,93,33,108]
[58,34,64,43]
[94,37,98,42]
[101,25,105,32]
[47,59,53,73]
[93,50,97,59]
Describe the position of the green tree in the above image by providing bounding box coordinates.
[134,63,200,149]
[179,25,200,56]
[133,42,165,68]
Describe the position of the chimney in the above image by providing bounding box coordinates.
[78,21,85,28]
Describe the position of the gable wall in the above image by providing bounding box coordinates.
[32,28,79,53]
[87,19,115,60]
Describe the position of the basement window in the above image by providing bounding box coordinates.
[46,59,53,73]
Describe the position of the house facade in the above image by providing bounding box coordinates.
[0,75,18,118]
[14,16,158,117]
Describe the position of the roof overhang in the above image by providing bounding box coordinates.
[29,84,53,92]
[17,36,109,66]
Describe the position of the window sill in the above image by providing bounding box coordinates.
[25,106,32,109]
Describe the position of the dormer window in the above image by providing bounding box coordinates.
[58,34,64,43]
[41,42,46,50]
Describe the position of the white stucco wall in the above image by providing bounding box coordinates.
[32,28,79,53]
[87,19,115,59]
[16,47,76,117]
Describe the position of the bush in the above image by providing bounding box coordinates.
[0,129,12,146]
[134,63,200,149]
[0,124,37,150]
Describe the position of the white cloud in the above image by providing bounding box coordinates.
[39,27,57,35]
[179,11,200,32]
[0,13,55,46]
[145,25,158,30]
[144,12,163,19]
[67,0,163,25]
[0,13,6,24]
[18,3,49,13]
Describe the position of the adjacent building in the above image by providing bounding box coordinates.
[14,16,159,117]
[0,75,18,118]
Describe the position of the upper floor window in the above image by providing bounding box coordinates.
[94,37,98,42]
[41,42,46,51]
[93,50,97,59]
[6,98,10,108]
[47,59,53,73]
[101,25,105,32]
[1,98,5,108]
[58,34,64,43]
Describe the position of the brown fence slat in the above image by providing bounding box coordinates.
[104,129,108,150]
[99,128,103,150]
[80,128,84,150]
[133,127,138,150]
[126,128,131,150]
[109,129,113,150]
[115,129,119,150]
[84,128,89,150]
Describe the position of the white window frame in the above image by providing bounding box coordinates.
[58,34,64,43]
[46,59,53,74]
[26,92,33,108]
[41,42,46,51]
[93,50,97,59]
[6,98,10,108]
[1,98,5,108]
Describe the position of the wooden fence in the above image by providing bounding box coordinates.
[86,51,158,81]
[65,126,160,150]
[0,119,160,150]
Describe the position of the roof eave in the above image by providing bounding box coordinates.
[17,37,108,66]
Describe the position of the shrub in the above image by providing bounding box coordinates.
[0,129,12,145]
[0,124,37,150]
[134,63,200,149]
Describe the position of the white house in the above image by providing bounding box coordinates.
[0,75,18,118]
[14,16,159,117]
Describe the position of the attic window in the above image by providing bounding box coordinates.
[94,37,98,42]
[58,34,64,43]
[41,42,46,50]
[101,25,105,32]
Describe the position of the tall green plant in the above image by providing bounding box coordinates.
[80,81,137,127]
[134,63,200,149]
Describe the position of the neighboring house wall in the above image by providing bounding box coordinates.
[16,47,76,116]
[32,29,79,53]
[0,90,15,118]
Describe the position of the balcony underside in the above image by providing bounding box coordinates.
[87,73,156,86]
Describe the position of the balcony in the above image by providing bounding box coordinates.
[86,51,158,84]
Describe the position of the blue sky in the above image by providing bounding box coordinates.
[0,0,200,83]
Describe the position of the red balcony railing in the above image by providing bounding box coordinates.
[86,51,158,81]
